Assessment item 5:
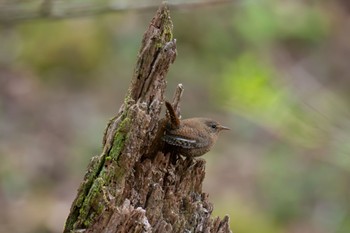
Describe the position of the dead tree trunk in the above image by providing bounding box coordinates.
[64,4,232,233]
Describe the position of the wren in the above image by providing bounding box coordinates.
[162,101,229,157]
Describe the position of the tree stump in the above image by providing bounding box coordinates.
[64,4,232,233]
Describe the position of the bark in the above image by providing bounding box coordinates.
[63,4,232,233]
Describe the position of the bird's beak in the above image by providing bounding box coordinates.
[218,125,230,131]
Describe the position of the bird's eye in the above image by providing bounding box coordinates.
[211,124,217,129]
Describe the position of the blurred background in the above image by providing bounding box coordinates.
[1,0,350,232]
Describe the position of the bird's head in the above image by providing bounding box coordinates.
[201,118,230,135]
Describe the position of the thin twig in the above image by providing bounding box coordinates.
[0,0,235,24]
[172,83,184,118]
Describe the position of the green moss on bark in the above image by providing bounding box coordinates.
[78,177,105,227]
[108,117,130,161]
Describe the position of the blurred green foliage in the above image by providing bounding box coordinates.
[234,0,329,46]
[220,53,324,147]
[19,20,109,86]
[213,197,283,233]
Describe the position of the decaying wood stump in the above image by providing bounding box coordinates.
[64,4,232,233]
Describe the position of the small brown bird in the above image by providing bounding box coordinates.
[162,101,229,157]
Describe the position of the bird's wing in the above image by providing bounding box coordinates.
[162,135,208,149]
